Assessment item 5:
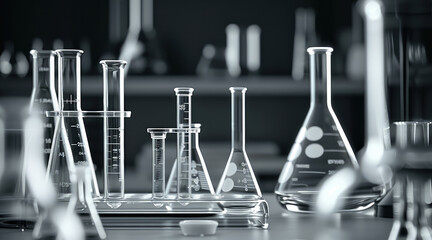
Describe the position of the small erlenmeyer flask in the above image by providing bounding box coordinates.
[47,50,100,198]
[216,87,262,199]
[275,47,377,212]
[29,50,59,166]
[166,124,215,196]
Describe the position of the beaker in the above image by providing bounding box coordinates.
[216,87,262,199]
[29,50,59,166]
[275,47,381,212]
[100,60,126,201]
[47,49,100,198]
[166,124,215,195]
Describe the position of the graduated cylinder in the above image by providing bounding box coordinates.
[100,60,127,199]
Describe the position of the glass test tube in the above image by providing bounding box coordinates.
[147,130,167,200]
[100,60,127,199]
[174,87,194,200]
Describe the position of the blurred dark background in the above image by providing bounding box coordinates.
[1,0,432,192]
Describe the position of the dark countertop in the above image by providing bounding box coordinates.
[0,194,393,240]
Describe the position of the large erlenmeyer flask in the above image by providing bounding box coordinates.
[216,87,262,199]
[29,50,59,166]
[47,50,100,198]
[166,123,215,196]
[275,47,380,212]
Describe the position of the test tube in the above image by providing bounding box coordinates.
[100,60,127,199]
[147,129,167,200]
[174,87,194,200]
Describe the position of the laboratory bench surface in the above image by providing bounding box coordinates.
[0,194,393,240]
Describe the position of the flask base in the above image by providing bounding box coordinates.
[276,191,381,213]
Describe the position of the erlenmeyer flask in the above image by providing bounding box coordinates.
[47,50,100,198]
[166,124,215,195]
[29,50,59,166]
[119,0,168,75]
[216,87,262,199]
[275,47,376,212]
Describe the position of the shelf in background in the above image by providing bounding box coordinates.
[0,76,365,96]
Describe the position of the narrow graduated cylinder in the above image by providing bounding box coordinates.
[217,87,262,198]
[174,88,193,200]
[100,60,126,200]
[148,130,167,200]
[48,49,100,197]
[29,50,59,165]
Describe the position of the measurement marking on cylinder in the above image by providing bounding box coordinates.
[299,171,326,174]
[323,149,346,152]
[323,133,338,136]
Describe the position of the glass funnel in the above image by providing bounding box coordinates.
[216,87,262,200]
[275,47,382,212]
[29,50,59,166]
[47,50,100,198]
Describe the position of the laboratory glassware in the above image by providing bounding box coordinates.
[148,129,167,203]
[292,8,318,81]
[119,0,168,75]
[47,49,100,198]
[216,87,262,199]
[0,41,29,78]
[225,24,241,77]
[24,112,84,240]
[67,166,106,239]
[388,121,432,240]
[174,87,193,200]
[100,60,126,201]
[29,50,59,166]
[166,124,215,195]
[196,44,230,77]
[0,98,37,229]
[358,0,392,187]
[275,47,381,212]
[245,25,261,75]
[0,106,4,181]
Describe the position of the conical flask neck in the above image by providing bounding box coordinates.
[30,50,55,91]
[230,87,246,151]
[308,47,333,108]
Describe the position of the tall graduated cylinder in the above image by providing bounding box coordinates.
[174,87,194,200]
[100,60,127,199]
